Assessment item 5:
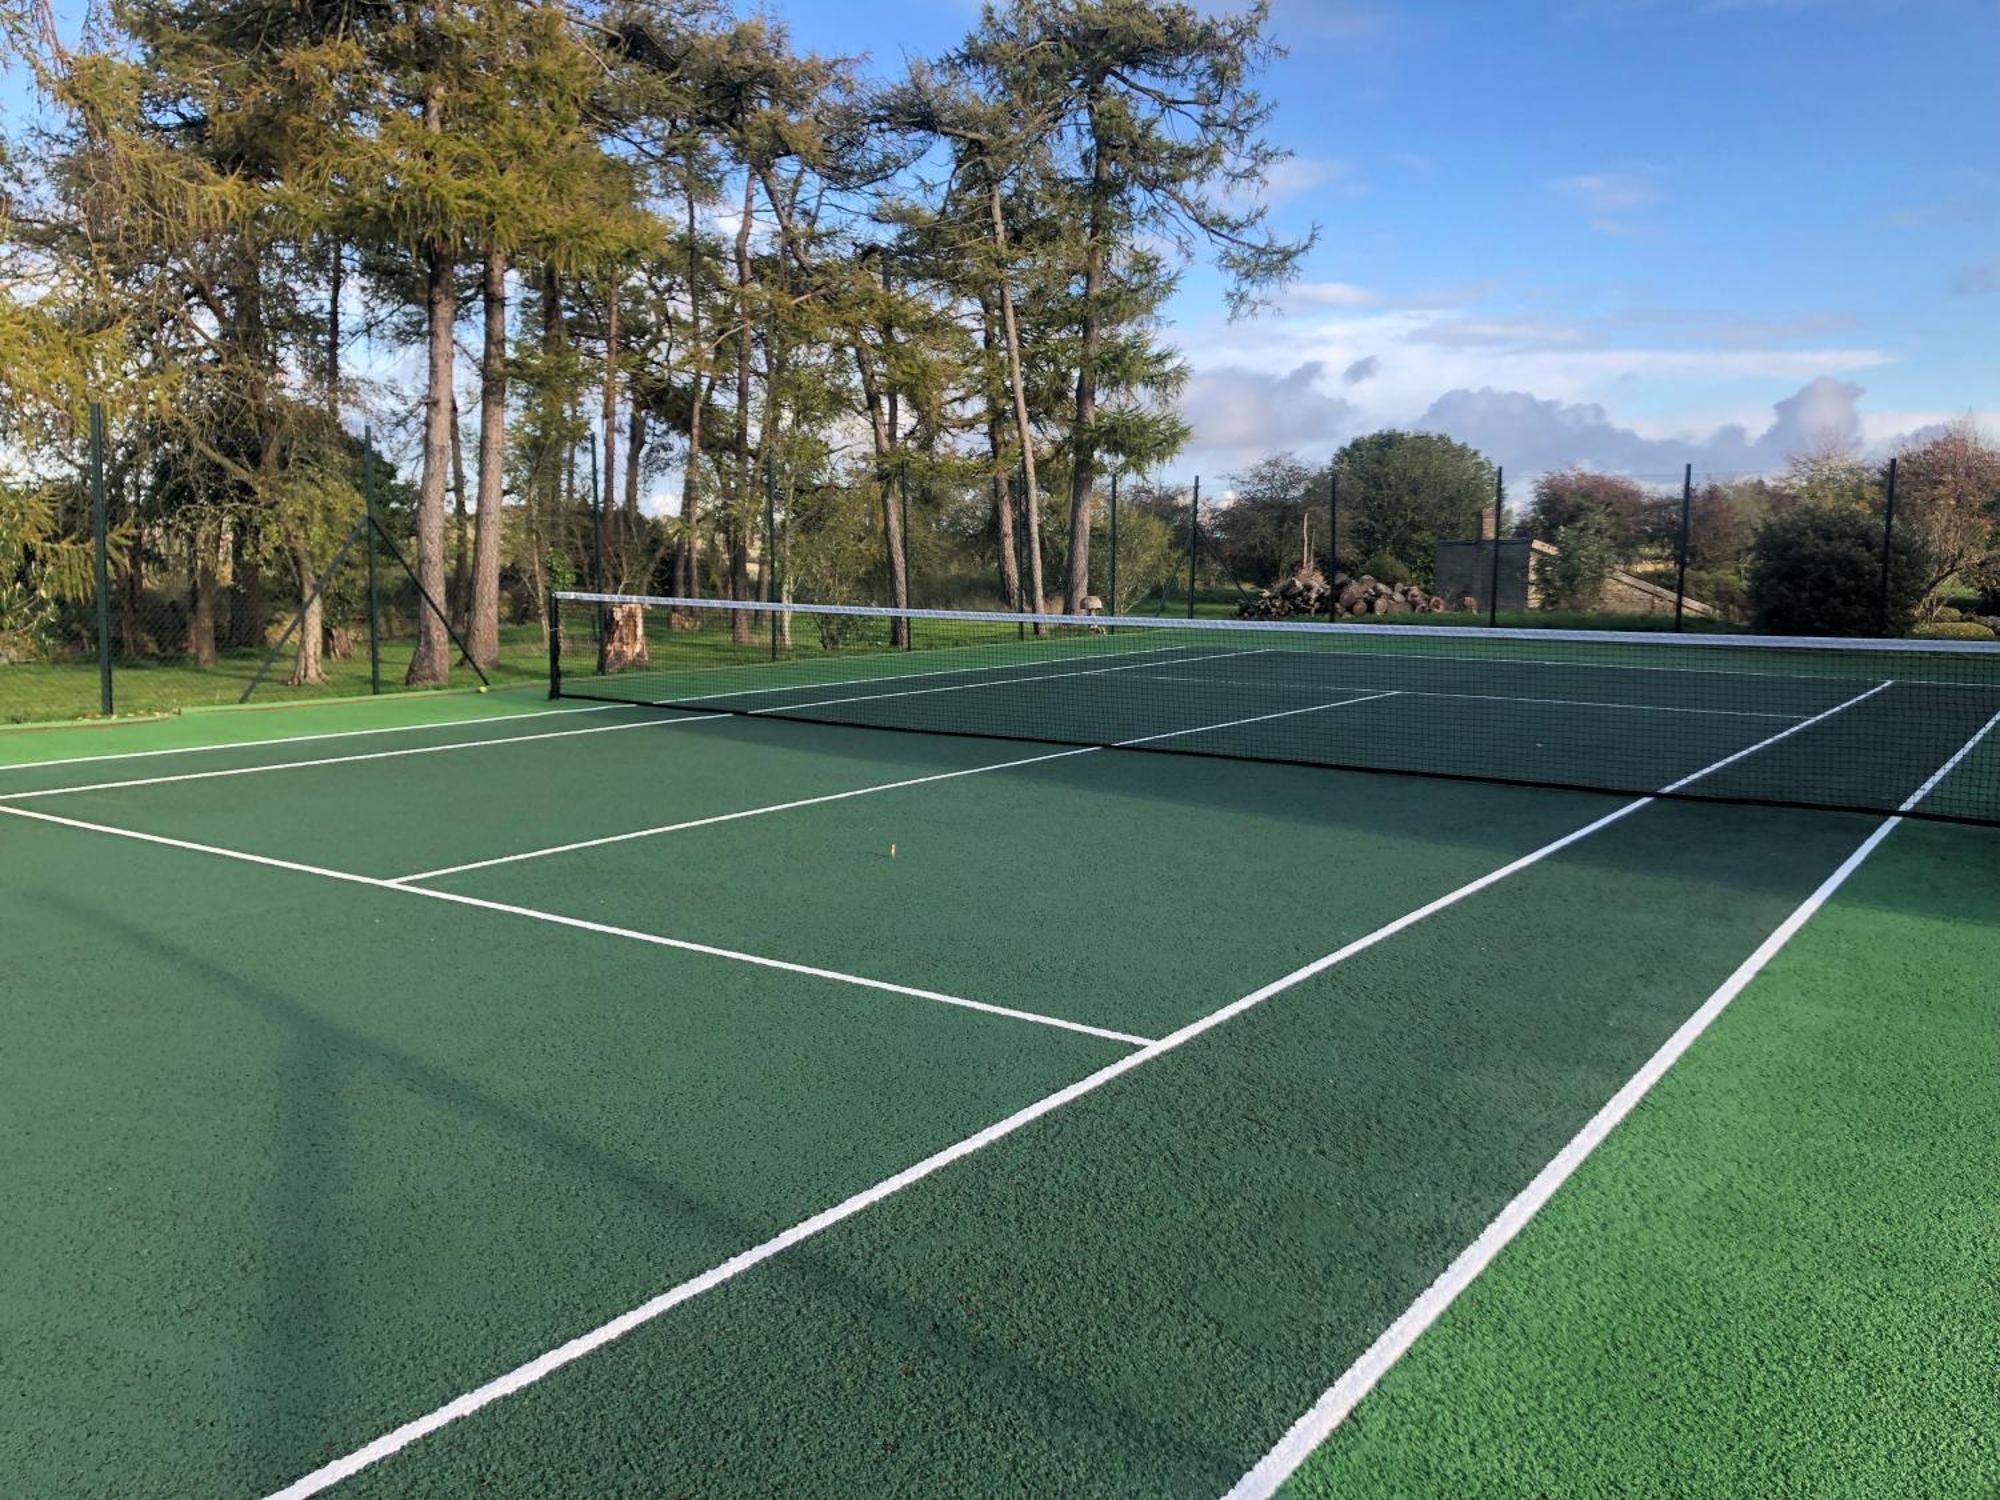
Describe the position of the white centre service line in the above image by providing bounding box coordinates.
[253,679,1895,1500]
[0,804,1148,1048]
[391,690,1398,885]
[0,712,727,802]
[1223,700,2000,1500]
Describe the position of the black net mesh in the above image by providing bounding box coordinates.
[551,592,2000,826]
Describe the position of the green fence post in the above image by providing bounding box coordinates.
[1186,476,1200,619]
[363,426,382,694]
[90,403,112,716]
[1487,467,1504,627]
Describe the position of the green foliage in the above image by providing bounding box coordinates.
[1359,551,1412,585]
[1910,620,1997,640]
[1524,470,1658,556]
[1334,431,1495,590]
[1103,504,1177,613]
[1748,503,1929,637]
[1539,510,1620,611]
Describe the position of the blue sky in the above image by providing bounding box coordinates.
[786,0,2000,482]
[13,0,1997,491]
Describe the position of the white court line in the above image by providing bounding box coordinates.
[252,680,1892,1500]
[735,646,1273,716]
[392,691,1397,885]
[1134,674,1803,720]
[0,712,727,803]
[636,641,1194,704]
[0,804,1148,1048]
[0,700,626,776]
[1225,702,2000,1500]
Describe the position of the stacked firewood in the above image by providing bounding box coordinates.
[1239,566,1447,620]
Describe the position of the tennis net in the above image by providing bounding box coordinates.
[549,592,2000,826]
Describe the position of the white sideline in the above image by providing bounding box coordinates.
[0,804,1148,1048]
[0,701,628,775]
[735,646,1273,716]
[392,691,1398,884]
[1224,702,2000,1500]
[0,712,726,802]
[634,641,1192,704]
[250,680,1892,1499]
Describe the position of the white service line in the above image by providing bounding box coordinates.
[0,712,726,803]
[0,804,1148,1049]
[737,647,1273,716]
[392,690,1396,885]
[638,641,1193,704]
[389,744,1103,883]
[0,701,626,776]
[250,684,1882,1500]
[1134,674,1803,720]
[1223,702,2000,1500]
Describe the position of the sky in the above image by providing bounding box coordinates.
[11,0,1998,499]
[779,0,2000,487]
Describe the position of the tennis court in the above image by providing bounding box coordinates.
[5,603,1998,1497]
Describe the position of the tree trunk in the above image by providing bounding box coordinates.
[186,526,218,668]
[977,294,1021,611]
[730,172,756,642]
[450,391,469,634]
[1063,108,1112,614]
[468,246,506,669]
[675,187,704,599]
[600,274,621,593]
[287,541,327,686]
[406,86,454,686]
[988,177,1044,620]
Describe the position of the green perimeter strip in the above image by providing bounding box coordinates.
[0,815,1128,1498]
[325,799,1880,1498]
[0,688,613,776]
[1283,816,2000,1500]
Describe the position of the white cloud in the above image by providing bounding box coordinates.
[1406,318,1585,349]
[1549,171,1661,214]
[1290,280,1382,307]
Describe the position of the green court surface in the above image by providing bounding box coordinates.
[3,682,1996,1498]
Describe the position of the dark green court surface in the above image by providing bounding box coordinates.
[4,685,1995,1498]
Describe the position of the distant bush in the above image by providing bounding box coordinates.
[1910,620,1997,640]
[1539,510,1619,610]
[1359,551,1412,585]
[1748,504,1928,636]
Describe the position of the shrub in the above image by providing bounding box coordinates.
[1358,551,1412,585]
[1748,503,1929,636]
[1910,620,1997,640]
[1539,510,1619,610]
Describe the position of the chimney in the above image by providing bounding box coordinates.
[1478,505,1499,542]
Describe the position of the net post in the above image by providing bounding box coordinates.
[89,403,113,716]
[1108,469,1119,632]
[1487,466,1504,627]
[1186,476,1199,619]
[547,589,562,699]
[1326,467,1339,623]
[1877,455,1898,638]
[363,425,382,694]
[1673,462,1692,631]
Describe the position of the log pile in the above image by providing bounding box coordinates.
[1239,566,1448,621]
